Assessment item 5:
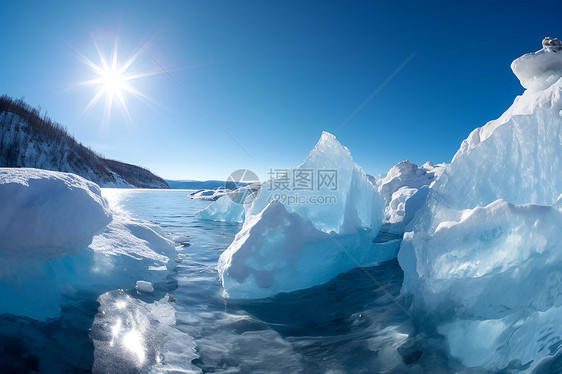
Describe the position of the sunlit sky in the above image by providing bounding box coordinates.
[1,0,559,180]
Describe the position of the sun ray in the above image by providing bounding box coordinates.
[105,91,114,124]
[116,91,133,124]
[122,70,163,81]
[74,50,105,76]
[91,34,109,71]
[111,38,118,71]
[122,84,159,107]
[118,36,155,75]
[82,87,106,116]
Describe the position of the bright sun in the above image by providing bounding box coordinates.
[101,67,125,95]
[76,36,155,123]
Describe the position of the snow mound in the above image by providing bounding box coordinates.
[0,170,176,320]
[512,37,562,91]
[91,290,199,373]
[0,168,111,260]
[398,39,562,371]
[218,132,389,299]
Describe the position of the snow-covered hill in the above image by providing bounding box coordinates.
[0,96,169,188]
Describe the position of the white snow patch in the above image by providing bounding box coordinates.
[0,168,111,261]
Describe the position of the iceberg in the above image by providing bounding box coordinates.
[247,132,382,234]
[218,132,391,299]
[0,168,176,320]
[188,187,227,201]
[398,38,562,371]
[196,193,246,223]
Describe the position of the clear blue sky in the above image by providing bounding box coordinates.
[0,0,559,180]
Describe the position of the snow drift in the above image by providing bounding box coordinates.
[398,38,562,371]
[217,132,391,299]
[0,168,112,260]
[0,168,176,320]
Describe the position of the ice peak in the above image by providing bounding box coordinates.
[307,131,351,162]
[318,131,341,148]
[511,37,562,90]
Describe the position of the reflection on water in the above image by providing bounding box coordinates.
[94,189,467,373]
[91,289,198,373]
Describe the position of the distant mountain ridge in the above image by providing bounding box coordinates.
[0,95,169,188]
[165,179,251,190]
[165,179,229,190]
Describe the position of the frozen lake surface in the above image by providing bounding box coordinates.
[0,189,481,373]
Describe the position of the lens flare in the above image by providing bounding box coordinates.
[75,35,159,123]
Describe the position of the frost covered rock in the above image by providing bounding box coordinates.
[0,97,170,189]
[0,168,111,260]
[542,36,562,51]
[398,39,562,371]
[218,132,389,298]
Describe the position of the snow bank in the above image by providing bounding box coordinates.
[91,290,199,373]
[512,37,562,91]
[218,132,389,299]
[0,168,111,260]
[398,39,562,371]
[0,169,176,320]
